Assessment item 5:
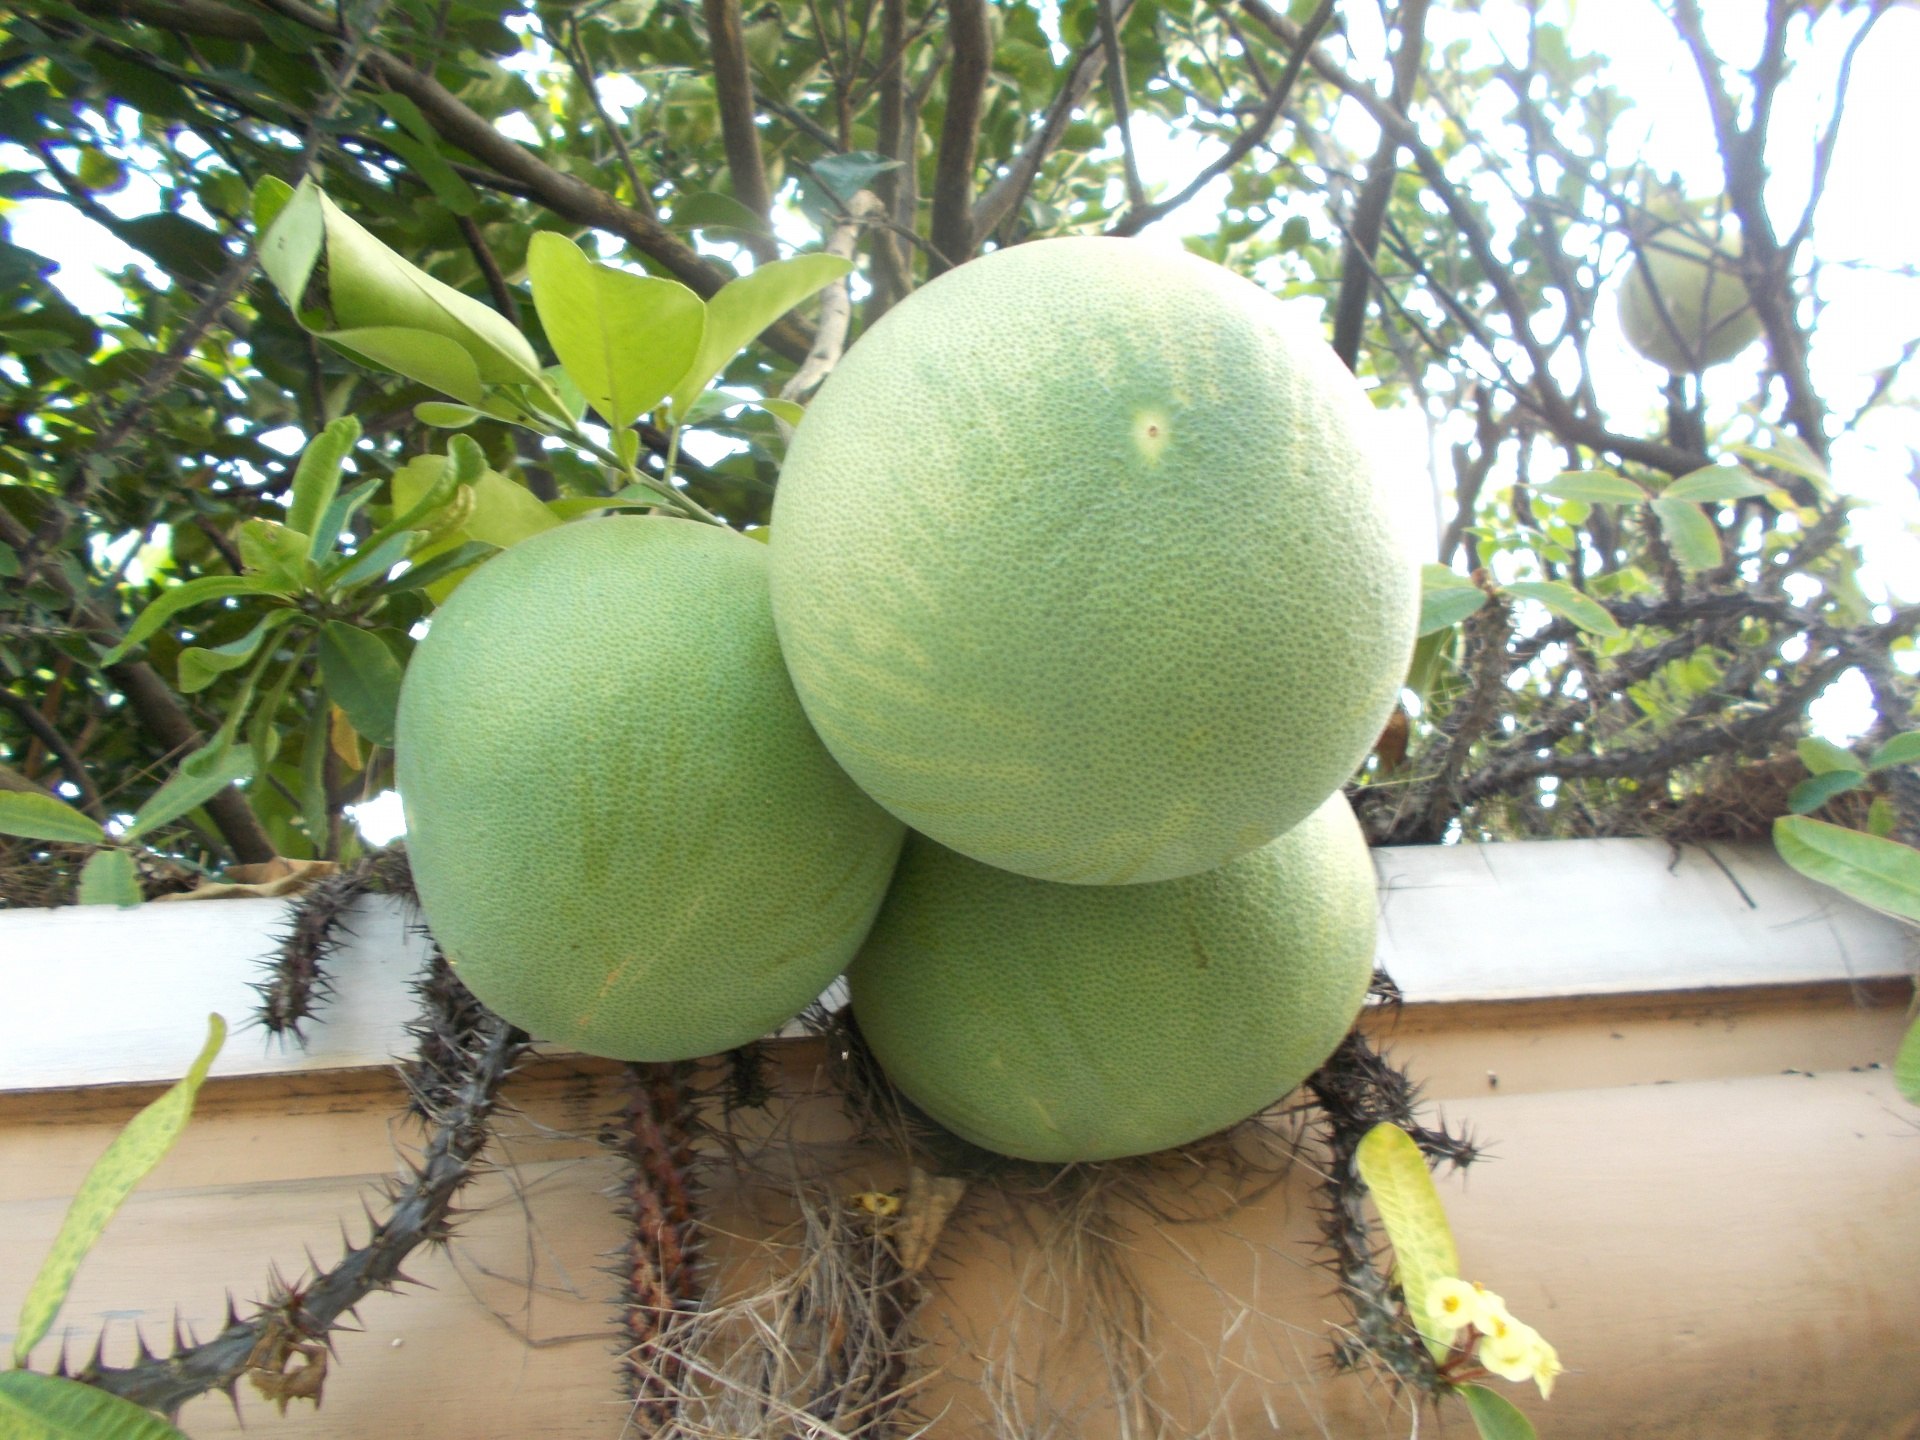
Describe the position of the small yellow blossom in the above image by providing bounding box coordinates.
[1424,1277,1480,1336]
[1477,1319,1541,1383]
[1531,1336,1563,1400]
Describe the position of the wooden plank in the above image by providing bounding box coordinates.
[3,838,1912,1092]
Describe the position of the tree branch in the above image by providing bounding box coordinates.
[0,687,105,820]
[928,0,991,276]
[701,0,781,263]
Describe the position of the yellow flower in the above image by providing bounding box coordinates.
[1531,1336,1563,1400]
[1424,1277,1480,1336]
[1477,1319,1542,1382]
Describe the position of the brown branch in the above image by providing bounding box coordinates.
[701,0,781,263]
[1096,0,1146,212]
[0,688,105,820]
[1330,0,1429,371]
[866,0,912,316]
[927,0,990,276]
[455,214,519,327]
[558,17,658,224]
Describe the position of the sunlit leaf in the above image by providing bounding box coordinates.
[668,253,853,417]
[0,1371,191,1440]
[527,231,705,429]
[77,847,141,906]
[1531,469,1647,505]
[1867,732,1920,772]
[102,576,269,664]
[0,791,106,845]
[1503,580,1622,638]
[237,518,313,591]
[1418,565,1488,637]
[323,325,486,405]
[1773,816,1920,923]
[13,1015,225,1364]
[1662,465,1772,504]
[284,416,362,559]
[1652,497,1721,571]
[415,401,480,428]
[1798,737,1864,775]
[1355,1122,1460,1357]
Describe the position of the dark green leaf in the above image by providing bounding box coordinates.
[1458,1384,1539,1440]
[383,539,497,593]
[313,477,383,555]
[1773,816,1920,923]
[102,576,268,663]
[318,621,405,748]
[13,1015,225,1364]
[331,528,418,589]
[0,1371,192,1439]
[77,848,141,906]
[177,610,297,694]
[1787,770,1865,814]
[0,791,107,845]
[123,742,253,842]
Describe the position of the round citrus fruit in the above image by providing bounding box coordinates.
[847,792,1377,1163]
[395,517,905,1061]
[769,237,1417,885]
[1619,224,1762,372]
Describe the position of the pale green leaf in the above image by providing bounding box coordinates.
[0,1371,191,1440]
[1867,732,1920,772]
[1727,434,1833,497]
[1355,1122,1461,1357]
[1531,469,1647,504]
[1868,796,1898,838]
[527,232,705,429]
[757,396,804,425]
[256,178,324,319]
[13,1015,225,1364]
[1773,816,1920,923]
[1787,770,1865,814]
[461,470,561,549]
[312,478,382,555]
[123,741,253,842]
[330,529,419,589]
[250,174,297,237]
[668,253,853,417]
[414,401,479,428]
[322,325,485,406]
[1896,1011,1920,1106]
[285,416,362,559]
[1419,586,1488,637]
[318,622,405,749]
[237,518,312,590]
[1504,580,1622,638]
[177,610,296,694]
[77,848,141,907]
[1459,1383,1540,1440]
[1662,464,1772,504]
[1798,737,1864,775]
[101,576,267,664]
[1653,497,1721,571]
[0,792,107,845]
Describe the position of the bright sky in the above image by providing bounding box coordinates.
[5,2,1913,840]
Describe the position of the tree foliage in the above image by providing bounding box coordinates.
[0,0,1914,892]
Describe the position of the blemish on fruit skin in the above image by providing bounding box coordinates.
[1132,409,1172,465]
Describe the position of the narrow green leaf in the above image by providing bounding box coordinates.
[285,416,362,557]
[0,1371,191,1440]
[1867,732,1920,772]
[1653,497,1721,571]
[1531,469,1647,505]
[312,477,382,556]
[1662,464,1772,504]
[1896,1011,1920,1106]
[13,1015,225,1364]
[329,529,418,589]
[415,401,479,428]
[322,325,485,405]
[101,576,265,664]
[1799,736,1865,775]
[1355,1122,1461,1357]
[1727,434,1833,497]
[123,741,253,843]
[177,610,296,694]
[668,253,853,417]
[0,791,107,845]
[1787,770,1865,814]
[237,518,312,590]
[1458,1384,1540,1440]
[1503,580,1622,638]
[527,232,705,429]
[318,622,405,749]
[250,641,311,781]
[77,848,141,906]
[1420,587,1488,638]
[383,539,497,593]
[1773,816,1920,923]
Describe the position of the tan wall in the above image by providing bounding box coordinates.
[3,978,1914,1438]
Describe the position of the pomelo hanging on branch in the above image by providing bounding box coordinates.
[848,792,1378,1164]
[394,517,905,1062]
[769,237,1418,886]
[1618,221,1764,373]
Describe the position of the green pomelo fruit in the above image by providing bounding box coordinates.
[769,237,1417,886]
[395,517,905,1061]
[848,792,1377,1163]
[1619,226,1763,372]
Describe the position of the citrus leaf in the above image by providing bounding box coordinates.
[1503,580,1622,637]
[124,740,254,842]
[101,576,268,664]
[1867,732,1920,772]
[1727,435,1833,498]
[414,401,479,428]
[237,518,312,590]
[0,1371,191,1440]
[527,231,705,429]
[1773,816,1920,923]
[177,610,297,694]
[1652,497,1721,571]
[1896,1011,1920,1107]
[668,253,853,418]
[1787,770,1865,814]
[329,528,418,589]
[1531,469,1647,504]
[1355,1122,1460,1357]
[1419,587,1487,637]
[312,477,383,556]
[12,1015,225,1364]
[384,539,497,593]
[255,176,324,319]
[461,470,560,549]
[284,416,362,560]
[77,847,141,906]
[318,622,405,749]
[1662,464,1772,504]
[1798,736,1864,775]
[0,791,106,845]
[1458,1383,1540,1440]
[322,325,486,406]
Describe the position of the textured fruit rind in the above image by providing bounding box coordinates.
[1619,228,1763,372]
[769,237,1417,886]
[395,517,906,1061]
[847,792,1378,1162]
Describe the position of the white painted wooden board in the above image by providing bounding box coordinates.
[1,838,1912,1092]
